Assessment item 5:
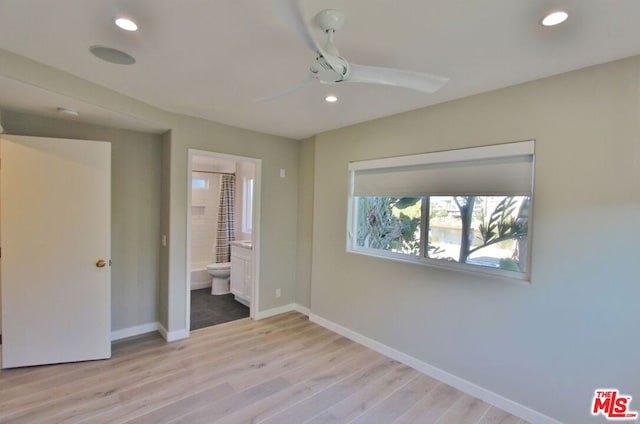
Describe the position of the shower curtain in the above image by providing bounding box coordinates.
[215,174,235,263]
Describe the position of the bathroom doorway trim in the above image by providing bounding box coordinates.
[185,149,262,329]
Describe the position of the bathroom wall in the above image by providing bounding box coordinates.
[190,155,255,290]
[190,171,221,270]
[190,155,236,272]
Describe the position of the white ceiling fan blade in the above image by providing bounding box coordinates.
[257,76,314,103]
[275,0,344,73]
[275,0,317,52]
[347,64,449,94]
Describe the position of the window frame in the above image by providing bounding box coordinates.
[346,141,535,282]
[242,177,254,233]
[191,176,209,190]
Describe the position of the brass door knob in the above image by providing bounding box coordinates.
[96,259,107,268]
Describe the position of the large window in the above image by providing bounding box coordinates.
[348,141,534,280]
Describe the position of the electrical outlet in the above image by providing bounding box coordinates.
[161,235,167,247]
[275,288,281,298]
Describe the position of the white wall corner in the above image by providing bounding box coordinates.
[292,303,310,316]
[254,303,296,320]
[111,322,160,342]
[157,323,190,342]
[308,313,563,424]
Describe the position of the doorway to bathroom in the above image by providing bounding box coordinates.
[186,149,261,331]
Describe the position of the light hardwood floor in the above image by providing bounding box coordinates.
[0,312,527,423]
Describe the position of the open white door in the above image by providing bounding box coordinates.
[0,135,111,368]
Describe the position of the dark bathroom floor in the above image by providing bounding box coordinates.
[190,289,250,331]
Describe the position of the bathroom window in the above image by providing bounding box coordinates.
[347,141,535,281]
[242,177,254,233]
[192,177,208,189]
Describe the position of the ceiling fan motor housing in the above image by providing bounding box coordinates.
[311,56,349,83]
[315,9,345,32]
[263,5,448,101]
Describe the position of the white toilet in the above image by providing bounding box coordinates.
[206,262,231,295]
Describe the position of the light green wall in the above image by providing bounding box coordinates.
[159,131,171,328]
[310,56,640,423]
[164,117,299,331]
[4,45,639,422]
[295,137,315,308]
[1,110,162,331]
[0,49,301,335]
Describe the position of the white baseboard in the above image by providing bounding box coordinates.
[111,322,160,341]
[292,303,310,316]
[134,301,307,342]
[157,323,190,342]
[190,281,212,290]
[254,303,295,320]
[253,303,310,320]
[309,313,562,424]
[111,322,191,343]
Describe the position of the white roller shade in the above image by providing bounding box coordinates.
[350,141,534,197]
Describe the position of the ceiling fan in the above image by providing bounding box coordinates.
[263,2,449,102]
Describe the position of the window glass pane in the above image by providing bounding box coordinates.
[355,196,422,255]
[242,178,254,233]
[192,178,208,189]
[427,196,530,272]
[347,142,534,279]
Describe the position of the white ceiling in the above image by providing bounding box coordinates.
[1,0,639,139]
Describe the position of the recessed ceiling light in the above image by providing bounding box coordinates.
[90,45,136,65]
[541,10,568,27]
[325,95,338,103]
[115,17,138,32]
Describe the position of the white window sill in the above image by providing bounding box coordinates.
[346,245,531,283]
